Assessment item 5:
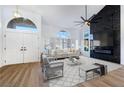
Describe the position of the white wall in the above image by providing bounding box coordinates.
[42,24,69,41]
[42,23,80,49]
[22,5,104,29]
[121,5,124,65]
[69,28,80,41]
[70,27,83,50]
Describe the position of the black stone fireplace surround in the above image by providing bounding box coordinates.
[90,5,120,64]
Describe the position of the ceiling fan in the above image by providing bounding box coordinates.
[74,5,99,26]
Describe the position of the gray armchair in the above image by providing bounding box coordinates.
[42,55,64,80]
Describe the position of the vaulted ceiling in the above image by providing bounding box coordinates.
[20,5,105,28]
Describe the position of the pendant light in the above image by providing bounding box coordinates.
[14,5,21,18]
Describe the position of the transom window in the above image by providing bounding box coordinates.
[7,17,37,32]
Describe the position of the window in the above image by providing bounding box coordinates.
[7,17,37,32]
[57,31,71,49]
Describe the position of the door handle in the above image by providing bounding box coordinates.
[24,47,27,51]
[20,46,23,51]
[20,49,23,51]
[24,48,27,51]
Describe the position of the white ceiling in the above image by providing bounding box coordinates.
[21,5,105,28]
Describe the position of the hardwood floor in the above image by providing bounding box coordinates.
[0,62,48,87]
[1,62,124,87]
[76,66,124,87]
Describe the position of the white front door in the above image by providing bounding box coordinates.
[6,31,23,65]
[23,33,39,63]
[5,30,39,65]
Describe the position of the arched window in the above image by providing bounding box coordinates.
[7,17,37,32]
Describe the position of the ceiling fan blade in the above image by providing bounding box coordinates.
[75,24,84,27]
[81,24,84,27]
[74,21,83,23]
[75,23,82,26]
[81,16,85,21]
[75,22,85,26]
[88,14,96,21]
[75,23,83,26]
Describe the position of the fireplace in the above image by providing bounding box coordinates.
[90,5,120,64]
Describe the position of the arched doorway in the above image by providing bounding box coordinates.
[5,17,39,65]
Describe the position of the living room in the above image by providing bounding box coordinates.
[0,4,124,87]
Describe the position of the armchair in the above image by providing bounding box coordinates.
[42,55,64,80]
